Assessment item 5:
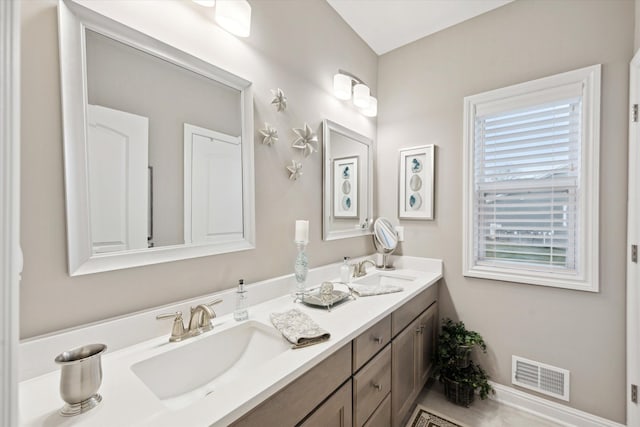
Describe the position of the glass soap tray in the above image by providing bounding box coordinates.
[299,282,354,312]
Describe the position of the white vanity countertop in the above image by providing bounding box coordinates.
[19,257,442,427]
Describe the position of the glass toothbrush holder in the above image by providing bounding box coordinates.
[293,241,308,302]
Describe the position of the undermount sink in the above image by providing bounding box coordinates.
[131,320,289,410]
[353,272,416,287]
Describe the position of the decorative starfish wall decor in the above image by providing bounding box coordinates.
[292,123,318,157]
[270,88,287,112]
[286,160,303,181]
[259,123,278,145]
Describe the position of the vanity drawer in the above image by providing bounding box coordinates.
[363,393,391,427]
[392,284,437,337]
[353,345,391,427]
[231,344,352,427]
[353,315,391,372]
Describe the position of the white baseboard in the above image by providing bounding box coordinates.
[489,382,625,427]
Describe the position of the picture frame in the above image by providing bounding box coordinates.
[333,156,359,218]
[399,145,435,220]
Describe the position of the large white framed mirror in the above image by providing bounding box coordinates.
[58,0,255,276]
[322,119,373,240]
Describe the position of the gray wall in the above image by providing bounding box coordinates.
[377,0,631,422]
[636,0,640,51]
[20,0,377,338]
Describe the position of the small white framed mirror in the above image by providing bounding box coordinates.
[322,120,373,240]
[373,217,398,270]
[58,0,255,275]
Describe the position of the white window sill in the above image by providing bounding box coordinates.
[463,264,598,292]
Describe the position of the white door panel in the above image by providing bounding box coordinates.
[184,124,242,244]
[87,104,149,253]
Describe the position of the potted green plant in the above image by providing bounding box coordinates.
[434,318,493,406]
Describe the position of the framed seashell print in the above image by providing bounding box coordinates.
[399,145,435,220]
[333,156,359,218]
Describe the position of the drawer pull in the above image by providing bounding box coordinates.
[372,383,382,391]
[373,336,383,344]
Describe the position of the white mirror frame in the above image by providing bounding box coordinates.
[1,0,20,423]
[58,0,255,276]
[322,119,373,241]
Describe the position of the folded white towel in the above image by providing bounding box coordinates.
[270,308,330,349]
[349,283,404,297]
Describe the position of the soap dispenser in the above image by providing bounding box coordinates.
[234,279,248,321]
[340,257,351,284]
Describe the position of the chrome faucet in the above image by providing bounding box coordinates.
[353,259,376,278]
[156,299,222,342]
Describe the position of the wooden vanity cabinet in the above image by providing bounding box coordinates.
[230,283,438,427]
[391,317,419,426]
[353,344,391,427]
[299,379,353,427]
[355,285,438,427]
[391,300,438,427]
[417,304,437,386]
[350,314,392,427]
[352,315,391,372]
[362,393,391,427]
[230,344,352,427]
[392,285,438,337]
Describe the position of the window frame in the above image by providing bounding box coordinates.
[462,65,601,292]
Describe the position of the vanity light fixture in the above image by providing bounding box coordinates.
[332,70,377,117]
[215,0,252,37]
[191,0,252,38]
[352,83,370,108]
[362,96,377,117]
[333,73,352,100]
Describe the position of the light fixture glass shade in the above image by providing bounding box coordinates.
[333,73,352,100]
[353,83,370,108]
[192,0,216,7]
[215,0,251,37]
[362,96,377,117]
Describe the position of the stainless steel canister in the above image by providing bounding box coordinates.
[54,343,107,416]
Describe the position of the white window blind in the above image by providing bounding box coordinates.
[474,98,581,272]
[463,64,600,291]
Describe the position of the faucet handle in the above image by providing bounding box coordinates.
[206,299,223,309]
[156,311,187,342]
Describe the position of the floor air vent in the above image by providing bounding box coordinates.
[512,355,570,401]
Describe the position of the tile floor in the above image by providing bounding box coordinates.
[413,382,563,427]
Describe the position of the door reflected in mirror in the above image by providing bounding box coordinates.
[322,120,373,240]
[85,29,244,252]
[59,0,254,275]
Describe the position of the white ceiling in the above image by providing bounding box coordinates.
[327,0,513,55]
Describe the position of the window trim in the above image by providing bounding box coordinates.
[462,65,601,292]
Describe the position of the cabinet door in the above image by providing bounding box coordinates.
[363,393,391,427]
[418,302,438,387]
[298,380,352,427]
[231,345,351,427]
[391,318,419,427]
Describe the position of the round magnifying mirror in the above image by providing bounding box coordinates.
[373,218,398,270]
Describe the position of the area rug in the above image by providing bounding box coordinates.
[406,405,468,427]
